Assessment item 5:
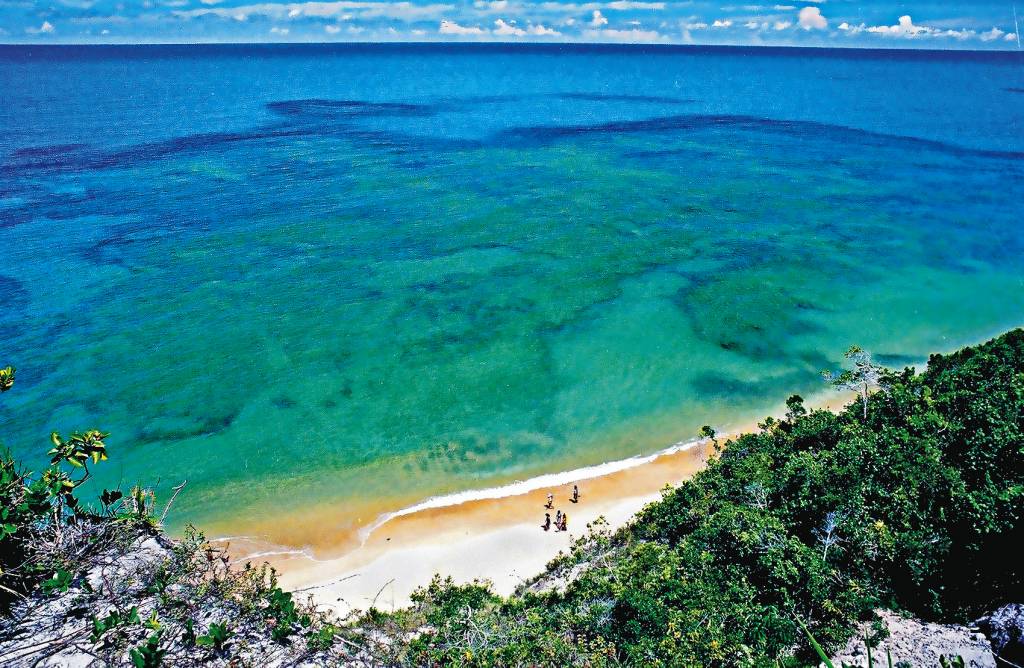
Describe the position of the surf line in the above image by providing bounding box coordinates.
[355,434,712,545]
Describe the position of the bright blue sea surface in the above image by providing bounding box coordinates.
[1,44,1023,544]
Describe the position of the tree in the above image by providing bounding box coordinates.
[822,346,884,419]
[785,394,807,421]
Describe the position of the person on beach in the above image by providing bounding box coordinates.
[545,492,554,509]
[542,513,551,531]
[554,509,563,530]
[571,484,579,503]
[560,513,568,532]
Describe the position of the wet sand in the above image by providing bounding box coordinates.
[243,438,717,613]
[217,392,854,613]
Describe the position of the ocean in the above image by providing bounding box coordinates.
[1,44,1023,546]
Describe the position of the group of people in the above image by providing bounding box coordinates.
[541,484,580,532]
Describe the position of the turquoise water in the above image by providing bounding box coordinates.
[2,45,1023,541]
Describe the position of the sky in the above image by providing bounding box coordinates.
[0,1,1021,47]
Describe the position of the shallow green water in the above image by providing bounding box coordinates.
[2,46,1023,540]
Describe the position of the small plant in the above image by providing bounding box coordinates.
[0,506,17,540]
[0,366,14,392]
[266,586,303,641]
[91,606,141,643]
[181,619,197,646]
[48,430,109,469]
[196,621,233,653]
[100,488,124,511]
[308,623,339,652]
[129,632,165,668]
[39,569,73,596]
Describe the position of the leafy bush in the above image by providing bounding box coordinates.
[0,363,135,611]
[4,328,1022,666]
[366,329,1024,666]
[0,363,352,666]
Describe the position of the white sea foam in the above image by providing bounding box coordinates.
[356,434,710,543]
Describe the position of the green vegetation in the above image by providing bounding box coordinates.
[0,364,353,665]
[361,329,1024,665]
[2,329,1023,665]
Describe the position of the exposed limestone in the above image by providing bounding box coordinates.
[829,610,996,668]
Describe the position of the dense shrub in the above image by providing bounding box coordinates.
[370,329,1024,666]
[3,329,1022,665]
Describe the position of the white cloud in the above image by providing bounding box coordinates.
[589,9,608,26]
[980,27,1005,42]
[325,23,341,32]
[711,19,731,28]
[493,17,525,35]
[866,15,928,37]
[473,0,508,9]
[529,23,561,35]
[177,2,454,23]
[26,20,55,34]
[797,6,826,30]
[773,20,791,30]
[685,21,708,29]
[584,27,662,41]
[270,25,290,33]
[439,18,485,34]
[840,15,1009,42]
[1006,32,1019,43]
[606,1,664,9]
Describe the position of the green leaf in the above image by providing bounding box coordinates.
[797,619,834,668]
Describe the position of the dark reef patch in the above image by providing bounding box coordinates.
[266,98,435,118]
[494,113,1024,162]
[10,143,89,159]
[0,275,29,310]
[135,409,240,445]
[271,396,297,409]
[556,93,694,104]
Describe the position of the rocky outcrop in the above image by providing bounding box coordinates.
[829,610,996,668]
[976,604,1024,665]
[0,528,369,667]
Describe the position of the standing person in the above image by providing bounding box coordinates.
[542,513,551,531]
[571,484,579,503]
[561,513,568,532]
[555,509,563,530]
[545,492,554,509]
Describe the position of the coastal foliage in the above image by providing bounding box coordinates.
[2,328,1022,665]
[362,329,1024,666]
[0,364,355,666]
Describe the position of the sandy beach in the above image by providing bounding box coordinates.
[225,437,716,613]
[214,392,854,614]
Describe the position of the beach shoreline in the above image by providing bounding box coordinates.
[266,436,718,613]
[210,391,859,613]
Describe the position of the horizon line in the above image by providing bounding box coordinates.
[1,40,1022,54]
